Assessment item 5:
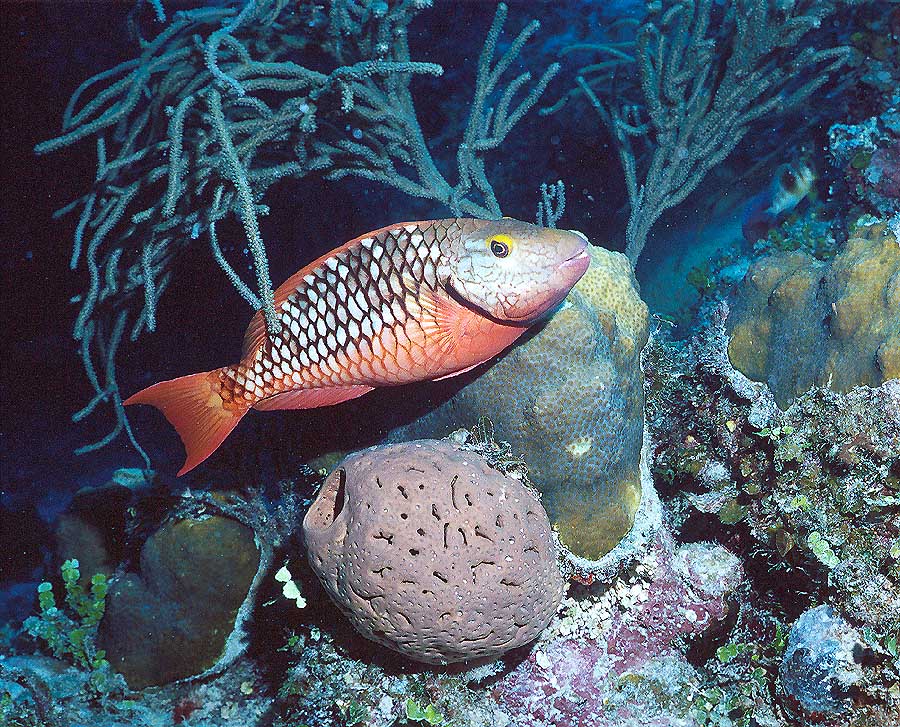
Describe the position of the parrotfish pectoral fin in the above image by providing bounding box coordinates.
[124,367,248,476]
[252,384,374,411]
[415,285,466,359]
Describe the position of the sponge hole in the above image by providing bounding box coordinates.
[307,468,347,530]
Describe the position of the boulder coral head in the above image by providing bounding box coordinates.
[728,222,900,407]
[779,605,865,717]
[98,515,262,688]
[390,245,649,562]
[302,439,565,665]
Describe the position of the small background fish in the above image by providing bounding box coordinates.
[126,218,589,474]
[741,161,816,242]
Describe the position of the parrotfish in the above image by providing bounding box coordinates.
[126,218,590,474]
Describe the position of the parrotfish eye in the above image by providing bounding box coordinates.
[487,234,512,258]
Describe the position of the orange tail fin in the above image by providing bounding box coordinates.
[124,367,248,476]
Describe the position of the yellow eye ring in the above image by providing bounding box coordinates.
[488,234,513,258]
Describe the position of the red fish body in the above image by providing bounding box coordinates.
[126,218,590,474]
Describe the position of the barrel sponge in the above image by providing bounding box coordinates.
[390,245,649,560]
[302,440,565,665]
[728,224,900,407]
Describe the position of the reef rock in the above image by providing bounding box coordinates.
[52,475,142,584]
[390,245,649,561]
[302,439,565,665]
[728,223,900,407]
[493,526,744,727]
[98,515,261,688]
[828,92,900,229]
[649,315,900,637]
[778,605,865,715]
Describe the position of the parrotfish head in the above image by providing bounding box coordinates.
[445,218,590,323]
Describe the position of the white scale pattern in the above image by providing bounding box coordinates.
[229,222,455,400]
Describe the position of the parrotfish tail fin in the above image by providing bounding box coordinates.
[124,366,248,476]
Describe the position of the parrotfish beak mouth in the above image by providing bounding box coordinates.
[561,247,589,266]
[558,246,590,277]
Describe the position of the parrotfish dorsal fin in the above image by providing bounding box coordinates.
[242,308,268,359]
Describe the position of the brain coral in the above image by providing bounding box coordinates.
[728,223,900,407]
[302,439,565,665]
[388,245,649,560]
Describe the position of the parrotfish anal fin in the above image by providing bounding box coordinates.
[252,384,374,411]
[432,361,484,381]
[124,367,249,476]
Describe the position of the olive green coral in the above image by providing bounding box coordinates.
[98,516,261,688]
[728,223,900,407]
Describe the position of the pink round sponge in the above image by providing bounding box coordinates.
[303,439,565,664]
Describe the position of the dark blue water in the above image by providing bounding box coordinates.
[1,2,896,725]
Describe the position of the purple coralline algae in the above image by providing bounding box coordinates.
[492,525,742,727]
